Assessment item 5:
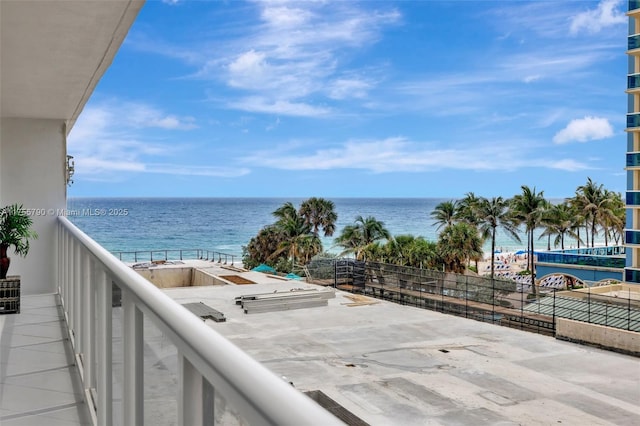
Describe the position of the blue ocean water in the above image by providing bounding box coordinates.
[66,197,544,258]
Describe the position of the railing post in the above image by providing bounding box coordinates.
[552,289,556,335]
[123,291,144,425]
[82,254,95,402]
[73,241,82,348]
[179,354,214,426]
[97,270,113,426]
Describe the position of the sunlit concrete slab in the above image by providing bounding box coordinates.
[163,281,640,426]
[0,294,91,426]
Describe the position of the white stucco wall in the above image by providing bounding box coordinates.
[1,117,66,294]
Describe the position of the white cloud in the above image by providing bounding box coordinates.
[191,2,401,115]
[68,103,248,179]
[241,137,593,174]
[570,0,626,35]
[547,159,593,172]
[552,116,614,144]
[229,97,331,117]
[327,78,372,100]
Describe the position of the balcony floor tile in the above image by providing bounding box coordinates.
[0,294,92,426]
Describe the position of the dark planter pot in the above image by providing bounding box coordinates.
[0,276,20,314]
[0,244,10,280]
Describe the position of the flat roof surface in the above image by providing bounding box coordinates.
[163,276,640,426]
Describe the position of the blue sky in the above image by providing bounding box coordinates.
[68,0,627,199]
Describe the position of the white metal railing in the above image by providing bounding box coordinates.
[57,216,342,426]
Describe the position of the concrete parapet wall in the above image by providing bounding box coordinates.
[193,269,225,286]
[556,318,640,356]
[136,267,193,288]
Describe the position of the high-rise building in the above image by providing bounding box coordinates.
[626,1,640,283]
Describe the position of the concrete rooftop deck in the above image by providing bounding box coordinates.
[164,278,640,426]
[1,265,639,425]
[0,294,91,426]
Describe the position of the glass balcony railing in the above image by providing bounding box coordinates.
[625,229,640,244]
[631,1,640,13]
[629,34,640,51]
[625,267,640,283]
[626,192,640,206]
[627,113,640,129]
[536,252,625,269]
[629,74,640,90]
[627,152,640,167]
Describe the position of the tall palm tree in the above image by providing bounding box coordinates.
[272,201,298,223]
[431,200,458,231]
[335,215,391,260]
[597,190,624,246]
[540,202,580,250]
[437,222,483,274]
[511,186,547,295]
[299,197,338,237]
[456,192,482,225]
[575,177,605,247]
[271,209,319,266]
[476,196,521,280]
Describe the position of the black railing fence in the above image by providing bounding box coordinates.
[114,249,236,265]
[305,259,640,336]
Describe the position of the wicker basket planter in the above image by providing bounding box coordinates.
[0,276,20,314]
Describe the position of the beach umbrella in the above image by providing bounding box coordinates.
[515,250,527,255]
[252,263,276,273]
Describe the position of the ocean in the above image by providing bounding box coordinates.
[66,197,558,258]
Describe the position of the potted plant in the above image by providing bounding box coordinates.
[0,204,38,279]
[0,204,37,314]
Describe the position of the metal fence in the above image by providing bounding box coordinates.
[306,259,640,336]
[114,249,237,265]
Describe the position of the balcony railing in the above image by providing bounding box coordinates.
[535,251,626,269]
[631,0,640,13]
[627,152,640,167]
[629,74,640,91]
[626,229,640,245]
[57,216,341,426]
[627,113,640,129]
[629,34,640,51]
[627,191,640,207]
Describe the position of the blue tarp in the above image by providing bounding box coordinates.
[252,263,276,273]
[285,273,303,280]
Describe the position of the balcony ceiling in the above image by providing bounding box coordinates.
[0,0,144,133]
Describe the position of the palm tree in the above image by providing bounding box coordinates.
[476,196,521,280]
[456,192,482,225]
[597,190,624,246]
[575,177,605,247]
[299,197,338,237]
[335,215,391,260]
[431,200,458,231]
[511,186,547,295]
[540,202,580,250]
[271,209,320,266]
[437,222,483,274]
[242,225,286,269]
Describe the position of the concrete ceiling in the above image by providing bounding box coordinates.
[0,0,144,133]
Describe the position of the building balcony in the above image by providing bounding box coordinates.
[630,0,640,15]
[627,152,640,168]
[626,191,640,207]
[0,217,341,426]
[625,267,640,284]
[627,113,640,131]
[627,74,640,93]
[630,34,640,53]
[626,229,640,245]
